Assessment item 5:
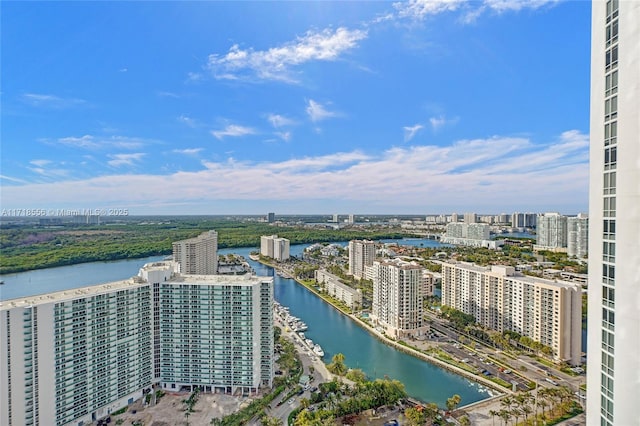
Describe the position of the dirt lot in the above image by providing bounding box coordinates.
[104,392,254,426]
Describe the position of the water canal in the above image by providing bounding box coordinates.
[0,239,490,407]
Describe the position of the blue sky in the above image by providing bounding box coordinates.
[1,0,591,215]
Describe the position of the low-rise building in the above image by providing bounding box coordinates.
[315,269,363,309]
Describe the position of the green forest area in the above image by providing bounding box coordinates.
[0,219,409,274]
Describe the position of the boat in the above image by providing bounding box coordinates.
[305,338,314,348]
[313,344,324,357]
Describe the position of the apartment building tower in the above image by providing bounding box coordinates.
[348,240,376,279]
[0,262,274,426]
[587,2,640,425]
[260,235,290,261]
[370,259,428,339]
[536,213,568,250]
[172,230,218,275]
[441,262,582,365]
[567,214,589,259]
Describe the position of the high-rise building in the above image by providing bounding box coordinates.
[463,212,477,224]
[536,213,568,250]
[348,240,376,279]
[587,2,640,425]
[172,230,218,274]
[511,212,538,228]
[347,214,355,224]
[273,237,290,261]
[567,214,589,258]
[0,262,274,426]
[450,212,459,223]
[371,259,428,339]
[267,212,275,223]
[332,213,339,223]
[442,262,582,365]
[260,235,290,261]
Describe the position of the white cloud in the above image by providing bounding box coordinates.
[52,135,148,150]
[107,153,145,167]
[267,114,296,128]
[275,132,292,142]
[30,159,52,167]
[173,148,203,156]
[211,125,257,140]
[394,0,466,20]
[2,131,588,213]
[178,114,197,128]
[403,124,424,142]
[393,0,560,22]
[21,93,86,108]
[306,100,338,122]
[207,27,367,83]
[483,0,560,13]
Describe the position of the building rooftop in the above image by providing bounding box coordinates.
[1,262,272,310]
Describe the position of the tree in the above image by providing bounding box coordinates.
[459,415,471,426]
[446,394,461,412]
[261,416,283,426]
[405,407,427,426]
[328,353,348,376]
[345,368,367,383]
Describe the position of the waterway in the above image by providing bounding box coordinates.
[0,238,490,406]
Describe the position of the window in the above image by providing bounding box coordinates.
[603,241,616,262]
[602,286,615,308]
[605,20,619,47]
[603,196,616,217]
[605,71,618,97]
[604,146,617,170]
[603,171,616,195]
[604,121,617,146]
[604,96,617,121]
[605,46,618,71]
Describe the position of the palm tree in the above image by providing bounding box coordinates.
[498,409,512,426]
[489,409,499,426]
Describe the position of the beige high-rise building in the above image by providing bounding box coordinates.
[172,230,218,274]
[441,262,582,365]
[348,240,376,279]
[371,259,428,339]
[587,2,640,425]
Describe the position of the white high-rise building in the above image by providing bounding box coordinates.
[273,237,290,261]
[567,214,589,258]
[442,262,582,365]
[348,240,376,279]
[536,213,568,250]
[0,262,274,426]
[587,2,640,425]
[511,212,537,228]
[172,230,218,274]
[260,235,290,261]
[371,259,428,339]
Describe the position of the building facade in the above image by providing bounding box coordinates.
[1,262,274,426]
[441,262,582,365]
[587,2,640,425]
[371,259,428,339]
[348,240,376,279]
[172,230,218,275]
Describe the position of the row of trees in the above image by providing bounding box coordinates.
[488,386,580,425]
[1,218,414,273]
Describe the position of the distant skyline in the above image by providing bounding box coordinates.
[1,1,591,215]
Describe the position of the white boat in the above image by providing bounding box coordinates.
[298,332,305,340]
[313,344,324,357]
[305,338,314,348]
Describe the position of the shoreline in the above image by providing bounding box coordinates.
[259,259,508,405]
